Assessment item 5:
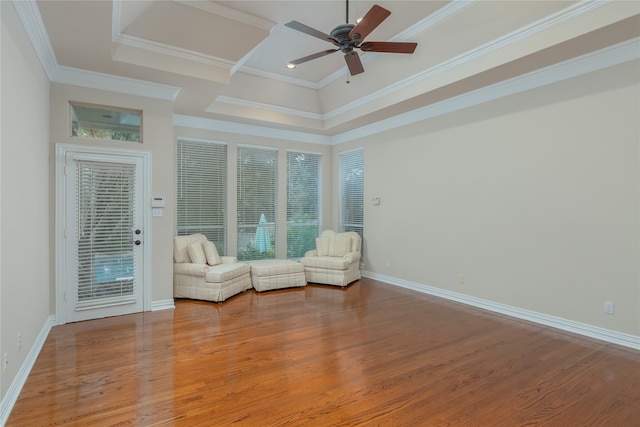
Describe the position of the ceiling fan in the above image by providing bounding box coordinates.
[285,1,417,76]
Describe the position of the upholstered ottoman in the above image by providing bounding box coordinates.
[249,259,306,292]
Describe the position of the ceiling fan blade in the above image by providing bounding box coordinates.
[344,51,364,76]
[285,21,339,45]
[360,41,417,54]
[349,5,391,42]
[289,49,339,65]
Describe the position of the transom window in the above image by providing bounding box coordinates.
[71,102,142,143]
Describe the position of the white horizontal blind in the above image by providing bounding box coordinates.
[75,160,136,310]
[287,151,321,258]
[237,146,277,260]
[177,140,227,251]
[339,148,364,241]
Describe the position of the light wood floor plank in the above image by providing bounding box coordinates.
[7,279,640,426]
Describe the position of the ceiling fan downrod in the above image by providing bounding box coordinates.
[346,0,349,23]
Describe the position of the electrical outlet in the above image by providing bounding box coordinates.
[604,301,614,315]
[17,333,22,351]
[385,259,391,268]
[458,274,464,284]
[3,353,7,373]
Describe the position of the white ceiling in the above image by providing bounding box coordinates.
[27,1,640,137]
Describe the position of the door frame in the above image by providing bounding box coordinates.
[55,144,152,325]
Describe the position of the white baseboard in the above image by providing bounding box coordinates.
[151,299,175,311]
[362,271,640,351]
[0,315,56,426]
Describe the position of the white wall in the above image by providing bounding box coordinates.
[359,60,640,337]
[1,1,52,398]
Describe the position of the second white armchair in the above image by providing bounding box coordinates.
[300,230,362,287]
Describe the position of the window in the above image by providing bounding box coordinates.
[287,151,321,258]
[177,140,227,252]
[71,103,142,142]
[339,148,364,241]
[237,145,278,260]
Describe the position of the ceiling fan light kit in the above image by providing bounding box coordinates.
[285,1,417,76]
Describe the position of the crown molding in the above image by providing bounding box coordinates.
[396,0,474,42]
[235,0,473,91]
[332,37,640,145]
[51,66,181,101]
[206,32,639,145]
[239,66,320,90]
[15,0,637,146]
[174,0,275,32]
[113,33,236,70]
[232,0,615,126]
[12,0,177,101]
[175,37,638,146]
[317,0,472,89]
[111,0,267,79]
[112,0,122,42]
[173,114,331,145]
[212,96,323,120]
[11,0,58,78]
[324,0,612,121]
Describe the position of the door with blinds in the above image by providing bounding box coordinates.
[63,149,146,323]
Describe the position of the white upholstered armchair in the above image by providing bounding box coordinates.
[173,234,252,302]
[300,230,362,287]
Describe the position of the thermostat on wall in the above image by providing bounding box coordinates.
[151,196,165,208]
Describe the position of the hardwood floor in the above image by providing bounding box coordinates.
[7,279,640,426]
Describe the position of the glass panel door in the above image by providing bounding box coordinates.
[65,152,144,322]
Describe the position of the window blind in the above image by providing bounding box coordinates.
[75,160,136,309]
[339,148,364,240]
[177,140,227,251]
[237,145,277,260]
[287,151,321,258]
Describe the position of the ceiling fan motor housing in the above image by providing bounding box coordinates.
[330,23,357,52]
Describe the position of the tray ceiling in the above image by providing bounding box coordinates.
[26,0,640,137]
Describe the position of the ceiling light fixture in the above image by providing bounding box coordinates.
[286,63,296,69]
